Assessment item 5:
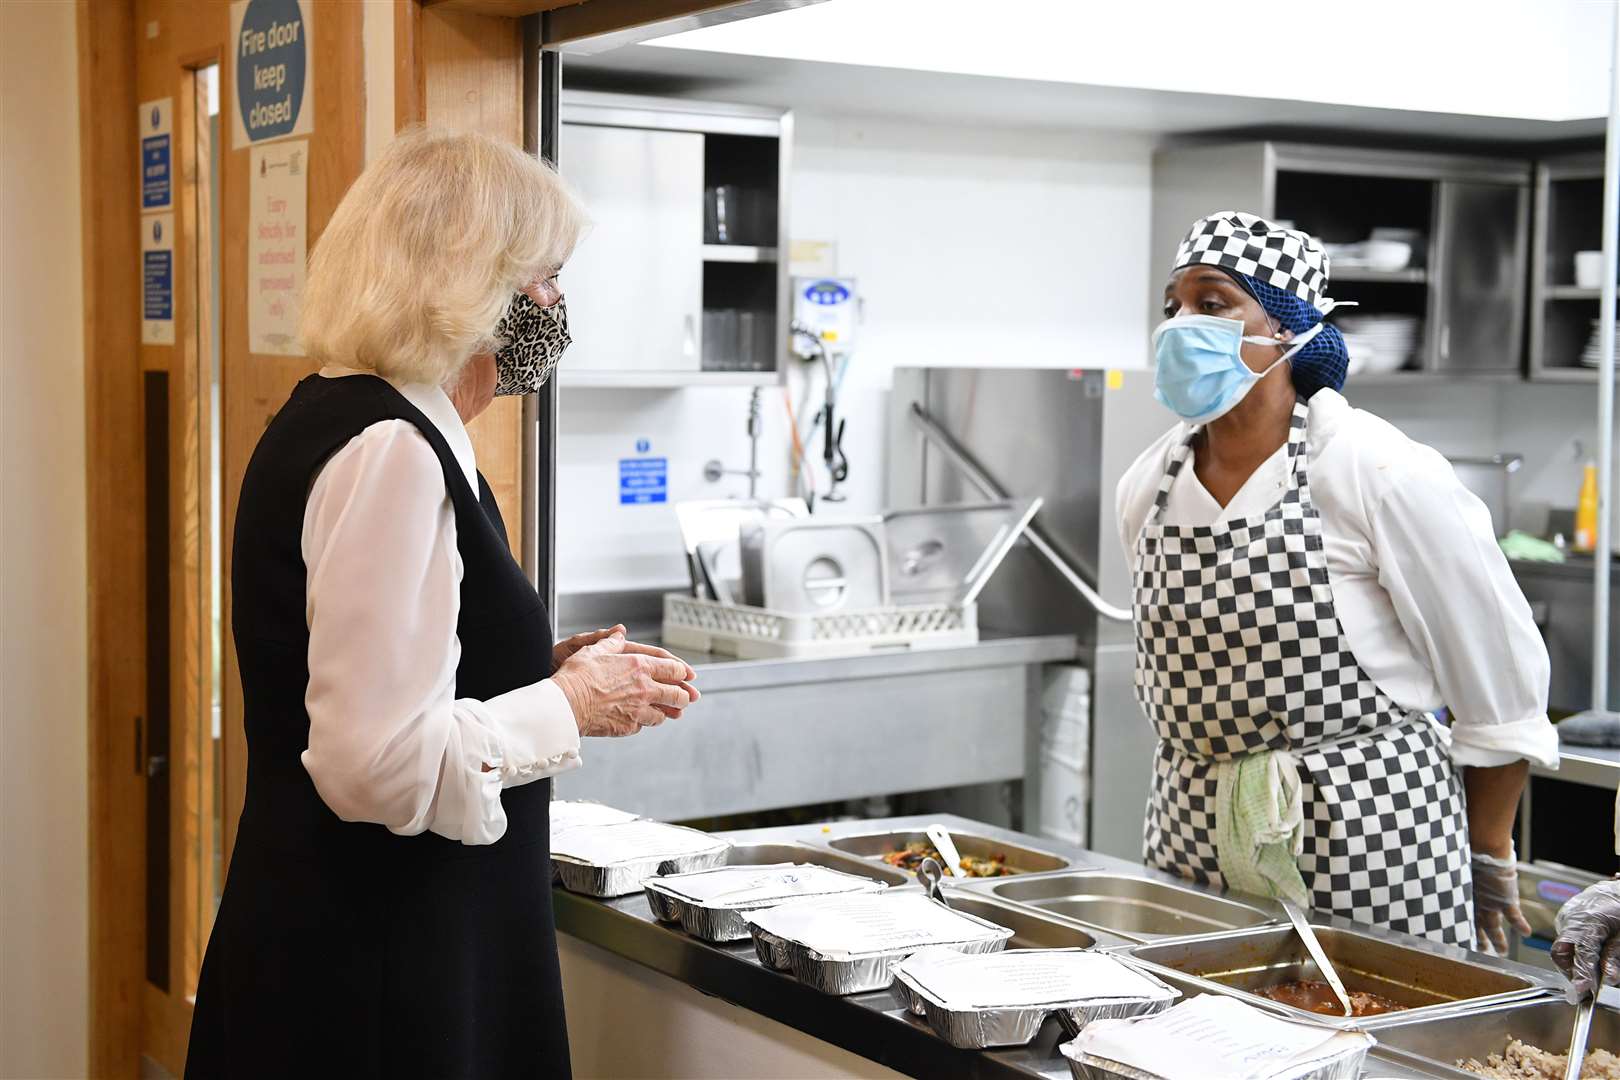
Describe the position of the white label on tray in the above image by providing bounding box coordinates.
[549,801,638,835]
[654,864,881,907]
[1069,996,1373,1080]
[899,949,1166,1011]
[746,894,1004,958]
[551,821,724,865]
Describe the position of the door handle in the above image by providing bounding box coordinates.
[147,753,169,779]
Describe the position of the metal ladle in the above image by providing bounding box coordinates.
[1281,899,1354,1018]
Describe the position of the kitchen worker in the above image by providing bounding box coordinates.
[187,130,698,1078]
[1116,210,1558,951]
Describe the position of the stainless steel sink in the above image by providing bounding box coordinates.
[718,842,912,887]
[942,894,1118,950]
[826,830,1071,876]
[988,872,1274,940]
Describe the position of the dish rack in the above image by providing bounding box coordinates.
[662,593,978,659]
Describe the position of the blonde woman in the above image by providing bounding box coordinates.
[187,130,697,1078]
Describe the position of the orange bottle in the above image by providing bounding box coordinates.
[1575,460,1600,553]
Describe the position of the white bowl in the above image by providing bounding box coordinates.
[1360,240,1412,273]
[1576,250,1605,291]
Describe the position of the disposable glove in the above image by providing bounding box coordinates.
[1471,848,1532,955]
[1552,879,1620,1001]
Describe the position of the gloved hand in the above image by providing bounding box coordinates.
[1472,847,1533,955]
[1552,879,1620,1001]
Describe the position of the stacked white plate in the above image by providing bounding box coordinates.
[1580,317,1618,367]
[1337,314,1421,375]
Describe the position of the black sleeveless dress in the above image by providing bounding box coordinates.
[186,374,570,1079]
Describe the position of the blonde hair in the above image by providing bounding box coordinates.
[299,127,586,385]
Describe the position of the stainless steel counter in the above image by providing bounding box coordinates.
[552,814,1553,1079]
[1534,743,1620,789]
[657,630,1080,694]
[552,633,1079,823]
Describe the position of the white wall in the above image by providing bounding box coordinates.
[0,3,89,1077]
[556,112,1153,595]
[1350,380,1620,544]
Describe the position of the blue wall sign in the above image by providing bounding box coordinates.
[231,0,313,148]
[139,98,172,210]
[802,280,851,306]
[619,458,668,506]
[141,213,175,345]
[635,438,651,454]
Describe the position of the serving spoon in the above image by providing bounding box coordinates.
[926,824,964,878]
[1281,898,1354,1018]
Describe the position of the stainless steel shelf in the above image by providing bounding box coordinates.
[1547,285,1603,300]
[558,368,781,389]
[702,244,778,263]
[1333,267,1427,284]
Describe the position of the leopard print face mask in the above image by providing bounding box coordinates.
[491,292,571,396]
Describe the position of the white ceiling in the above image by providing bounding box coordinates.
[566,0,1610,143]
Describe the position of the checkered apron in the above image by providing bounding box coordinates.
[1132,403,1474,947]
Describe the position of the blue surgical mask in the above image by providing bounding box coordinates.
[1151,314,1320,425]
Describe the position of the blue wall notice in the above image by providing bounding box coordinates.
[619,458,668,505]
[138,98,172,210]
[144,250,173,321]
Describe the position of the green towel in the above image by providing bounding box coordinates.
[1499,530,1565,564]
[1215,750,1309,907]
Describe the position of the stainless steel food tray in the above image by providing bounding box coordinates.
[643,863,887,943]
[745,893,1014,995]
[550,821,730,898]
[1115,921,1560,1030]
[981,870,1277,942]
[1371,997,1620,1078]
[892,948,1180,1050]
[943,893,1134,951]
[826,829,1074,877]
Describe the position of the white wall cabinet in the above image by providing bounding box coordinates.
[558,123,705,377]
[557,92,791,388]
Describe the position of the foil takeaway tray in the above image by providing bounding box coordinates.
[643,862,887,943]
[891,947,1180,1050]
[1116,922,1559,1030]
[988,871,1276,941]
[827,829,1073,877]
[718,842,912,887]
[745,892,1014,995]
[1057,996,1375,1080]
[550,820,729,898]
[1372,998,1620,1078]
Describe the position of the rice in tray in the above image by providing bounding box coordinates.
[1458,1038,1620,1080]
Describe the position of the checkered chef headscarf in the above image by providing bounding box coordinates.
[1173,210,1351,400]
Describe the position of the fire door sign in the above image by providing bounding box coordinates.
[230,0,314,149]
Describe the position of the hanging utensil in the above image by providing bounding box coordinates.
[926,824,964,879]
[1281,899,1353,1018]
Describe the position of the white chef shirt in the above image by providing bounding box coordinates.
[300,367,581,847]
[1116,389,1558,770]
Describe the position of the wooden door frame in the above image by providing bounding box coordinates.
[78,0,146,1074]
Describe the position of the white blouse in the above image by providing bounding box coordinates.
[1116,389,1559,771]
[300,369,581,847]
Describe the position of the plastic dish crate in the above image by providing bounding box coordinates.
[662,593,978,659]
